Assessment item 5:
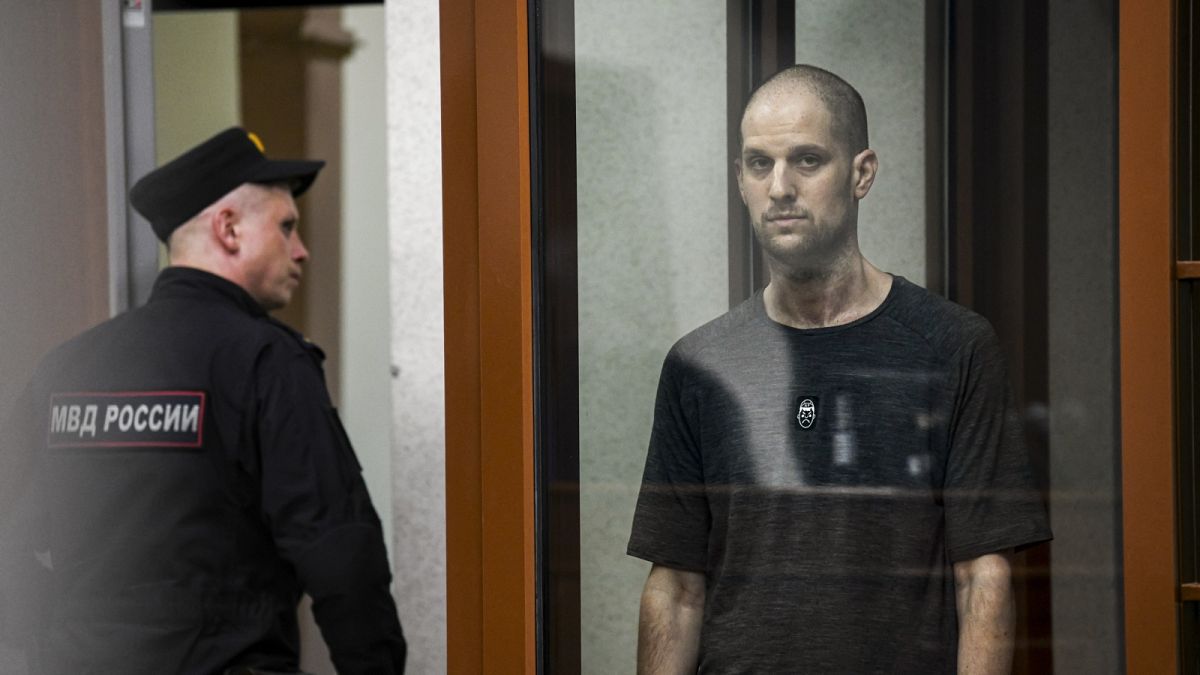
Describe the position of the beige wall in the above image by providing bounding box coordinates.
[153,12,241,164]
[341,1,393,583]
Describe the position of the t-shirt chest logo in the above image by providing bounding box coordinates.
[796,396,818,429]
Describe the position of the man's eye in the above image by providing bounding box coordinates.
[748,158,772,171]
[796,155,821,168]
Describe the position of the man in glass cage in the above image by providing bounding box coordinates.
[629,65,1051,674]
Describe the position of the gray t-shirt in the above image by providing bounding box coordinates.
[627,276,1052,674]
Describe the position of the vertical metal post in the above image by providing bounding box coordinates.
[102,1,129,316]
[103,0,159,316]
[727,0,794,307]
[925,0,948,297]
[123,0,160,309]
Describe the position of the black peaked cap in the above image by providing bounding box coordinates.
[129,127,325,242]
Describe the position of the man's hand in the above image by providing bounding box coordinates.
[637,564,706,674]
[953,550,1015,675]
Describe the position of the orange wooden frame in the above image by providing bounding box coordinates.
[440,0,536,671]
[1120,0,1179,671]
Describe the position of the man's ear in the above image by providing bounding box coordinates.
[852,149,878,200]
[211,206,240,253]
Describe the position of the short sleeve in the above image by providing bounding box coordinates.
[627,348,711,572]
[942,327,1053,562]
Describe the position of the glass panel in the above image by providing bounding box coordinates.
[0,4,113,673]
[538,1,1122,672]
[1042,1,1123,669]
[573,2,729,672]
[153,8,394,675]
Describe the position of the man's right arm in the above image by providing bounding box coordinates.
[637,563,705,674]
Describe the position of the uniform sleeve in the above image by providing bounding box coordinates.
[627,348,710,572]
[255,352,406,674]
[942,327,1052,563]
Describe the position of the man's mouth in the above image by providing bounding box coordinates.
[766,213,807,223]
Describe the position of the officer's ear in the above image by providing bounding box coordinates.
[211,206,241,254]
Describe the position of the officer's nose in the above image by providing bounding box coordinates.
[291,232,310,263]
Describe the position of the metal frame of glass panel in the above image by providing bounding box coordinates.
[1177,0,1199,668]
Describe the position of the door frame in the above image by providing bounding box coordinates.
[440,0,537,671]
[1119,0,1178,672]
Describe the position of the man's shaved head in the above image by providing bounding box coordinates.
[742,64,869,155]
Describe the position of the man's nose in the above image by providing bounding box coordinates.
[291,232,310,262]
[768,164,796,201]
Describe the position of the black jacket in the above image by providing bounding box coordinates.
[0,266,405,674]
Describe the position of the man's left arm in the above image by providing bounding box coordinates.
[953,550,1015,675]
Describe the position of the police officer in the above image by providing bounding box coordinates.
[0,128,405,674]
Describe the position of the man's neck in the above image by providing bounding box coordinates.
[167,255,244,291]
[763,254,892,329]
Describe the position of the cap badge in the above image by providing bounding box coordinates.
[246,131,265,153]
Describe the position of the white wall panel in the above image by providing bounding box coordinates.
[384,1,446,672]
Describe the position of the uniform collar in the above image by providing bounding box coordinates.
[149,266,268,317]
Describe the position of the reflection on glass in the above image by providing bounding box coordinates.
[575,1,728,672]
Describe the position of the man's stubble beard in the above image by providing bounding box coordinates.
[753,216,857,283]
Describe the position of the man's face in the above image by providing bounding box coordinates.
[736,88,875,271]
[237,186,307,311]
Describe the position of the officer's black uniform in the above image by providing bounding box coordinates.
[0,129,405,674]
[7,266,405,674]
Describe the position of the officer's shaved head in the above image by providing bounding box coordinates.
[164,182,289,280]
[742,64,869,155]
[167,184,254,258]
[166,183,288,258]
